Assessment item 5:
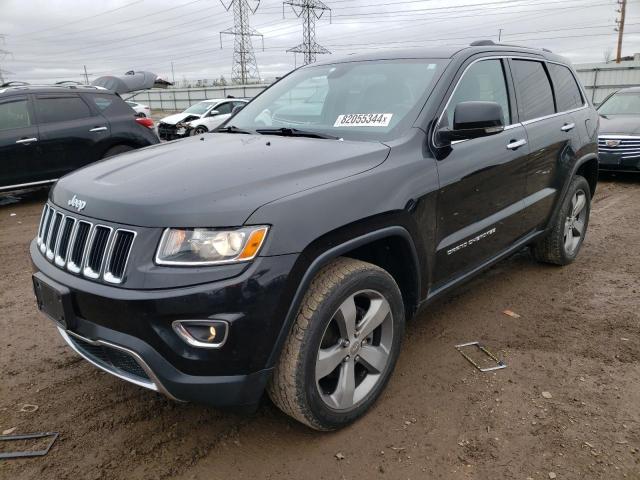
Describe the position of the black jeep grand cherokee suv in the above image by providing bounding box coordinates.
[0,84,158,192]
[31,42,599,431]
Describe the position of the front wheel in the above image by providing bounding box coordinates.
[268,257,405,431]
[193,125,208,135]
[532,175,591,265]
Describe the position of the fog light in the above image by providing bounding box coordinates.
[172,320,229,348]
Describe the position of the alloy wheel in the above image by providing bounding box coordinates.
[564,189,587,255]
[315,289,394,411]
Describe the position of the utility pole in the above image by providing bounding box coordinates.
[171,61,176,85]
[83,65,89,84]
[284,0,331,65]
[615,0,627,63]
[498,28,503,42]
[220,0,263,85]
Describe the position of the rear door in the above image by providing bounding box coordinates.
[510,59,583,231]
[432,57,531,287]
[33,94,108,179]
[0,95,42,190]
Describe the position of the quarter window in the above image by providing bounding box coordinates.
[511,60,555,121]
[35,96,91,123]
[547,63,584,111]
[445,59,511,127]
[0,99,31,131]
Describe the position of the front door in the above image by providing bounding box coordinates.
[432,58,530,288]
[0,95,41,190]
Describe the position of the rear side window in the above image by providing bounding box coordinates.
[87,93,134,115]
[0,99,31,131]
[511,60,555,121]
[547,63,584,111]
[446,59,511,126]
[35,96,91,124]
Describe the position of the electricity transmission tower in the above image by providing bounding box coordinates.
[219,0,263,84]
[0,35,12,85]
[283,0,331,65]
[615,0,627,63]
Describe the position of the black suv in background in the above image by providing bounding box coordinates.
[0,85,159,192]
[30,42,598,431]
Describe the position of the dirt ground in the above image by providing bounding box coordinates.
[0,176,638,480]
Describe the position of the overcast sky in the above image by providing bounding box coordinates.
[1,0,639,84]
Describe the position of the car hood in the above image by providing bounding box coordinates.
[159,112,203,125]
[598,114,640,135]
[51,134,390,227]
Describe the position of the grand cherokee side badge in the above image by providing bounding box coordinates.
[68,195,87,212]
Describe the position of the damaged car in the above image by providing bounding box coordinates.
[157,98,248,140]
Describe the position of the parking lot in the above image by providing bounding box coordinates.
[0,176,638,479]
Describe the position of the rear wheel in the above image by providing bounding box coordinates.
[102,144,134,159]
[268,257,405,431]
[532,175,591,265]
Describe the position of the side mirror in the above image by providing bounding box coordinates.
[232,105,245,114]
[437,101,505,144]
[207,109,220,117]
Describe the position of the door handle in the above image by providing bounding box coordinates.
[506,139,527,150]
[15,137,38,145]
[561,122,575,132]
[89,126,107,132]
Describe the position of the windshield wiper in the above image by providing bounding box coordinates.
[215,125,253,134]
[255,127,339,140]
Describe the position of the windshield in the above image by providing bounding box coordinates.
[229,59,445,141]
[598,92,640,115]
[184,102,213,115]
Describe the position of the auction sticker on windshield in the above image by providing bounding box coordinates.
[334,113,393,127]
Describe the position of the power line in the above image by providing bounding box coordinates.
[284,1,332,64]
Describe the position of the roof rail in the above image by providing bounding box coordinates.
[469,40,552,53]
[0,81,30,87]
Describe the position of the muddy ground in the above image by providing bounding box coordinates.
[0,177,638,480]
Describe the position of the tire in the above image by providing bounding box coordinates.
[102,144,134,159]
[193,125,208,135]
[268,257,405,431]
[531,175,591,265]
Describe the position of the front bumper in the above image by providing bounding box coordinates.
[157,122,188,141]
[31,240,300,407]
[598,151,640,171]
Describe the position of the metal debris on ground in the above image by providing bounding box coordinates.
[0,432,59,459]
[455,342,507,372]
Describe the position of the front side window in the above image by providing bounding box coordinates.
[511,60,555,121]
[35,96,91,123]
[598,92,640,115]
[0,99,31,131]
[445,59,511,127]
[228,59,445,142]
[547,63,583,112]
[213,102,232,115]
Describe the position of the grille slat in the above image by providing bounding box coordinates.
[55,217,76,266]
[46,212,64,259]
[84,226,111,277]
[104,230,135,284]
[37,204,136,284]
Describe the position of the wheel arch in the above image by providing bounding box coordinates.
[265,223,422,369]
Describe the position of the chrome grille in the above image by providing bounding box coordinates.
[598,136,640,160]
[36,204,136,284]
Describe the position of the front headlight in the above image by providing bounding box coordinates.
[155,226,269,265]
